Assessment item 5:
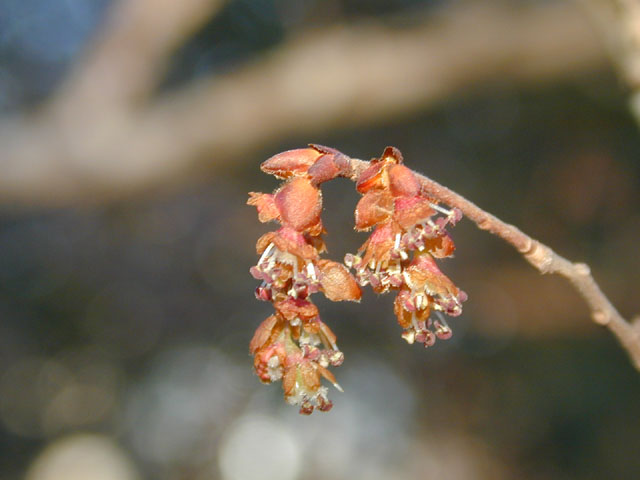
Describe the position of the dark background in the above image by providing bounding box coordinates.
[1,1,639,479]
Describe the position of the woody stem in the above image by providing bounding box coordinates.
[349,157,640,371]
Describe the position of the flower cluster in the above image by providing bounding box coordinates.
[249,145,467,413]
[345,147,467,347]
[248,145,361,414]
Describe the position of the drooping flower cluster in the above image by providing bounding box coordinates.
[345,147,467,347]
[248,145,361,414]
[249,145,467,414]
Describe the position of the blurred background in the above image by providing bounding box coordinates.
[1,0,639,479]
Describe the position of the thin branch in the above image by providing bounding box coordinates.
[50,0,229,116]
[349,157,640,371]
[0,1,607,206]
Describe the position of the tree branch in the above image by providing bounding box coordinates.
[580,0,640,124]
[51,0,228,115]
[0,1,607,206]
[349,157,640,371]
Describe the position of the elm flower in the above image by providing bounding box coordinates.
[346,146,467,346]
[393,252,467,347]
[248,145,360,414]
[249,301,345,414]
[249,145,468,412]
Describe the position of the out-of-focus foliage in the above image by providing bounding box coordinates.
[1,1,640,479]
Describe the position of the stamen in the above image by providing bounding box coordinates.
[434,311,453,339]
[401,330,416,344]
[411,312,421,333]
[257,242,274,265]
[307,262,317,280]
[429,202,453,217]
[402,270,414,289]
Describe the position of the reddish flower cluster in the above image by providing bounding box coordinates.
[249,145,467,414]
[345,147,467,346]
[248,145,361,414]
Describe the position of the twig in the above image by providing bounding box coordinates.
[349,157,640,371]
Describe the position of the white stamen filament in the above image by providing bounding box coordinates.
[402,270,414,289]
[435,311,450,328]
[411,312,421,332]
[258,242,274,264]
[429,202,453,216]
[415,294,425,310]
[306,262,316,280]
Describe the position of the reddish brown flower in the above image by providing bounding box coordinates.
[345,222,404,293]
[251,228,322,302]
[390,252,467,347]
[249,146,363,414]
[402,252,464,317]
[282,355,337,414]
[249,301,345,413]
[250,316,287,384]
[250,145,468,413]
[346,146,466,345]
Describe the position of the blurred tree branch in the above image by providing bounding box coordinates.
[580,0,640,122]
[53,0,229,113]
[0,0,608,206]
